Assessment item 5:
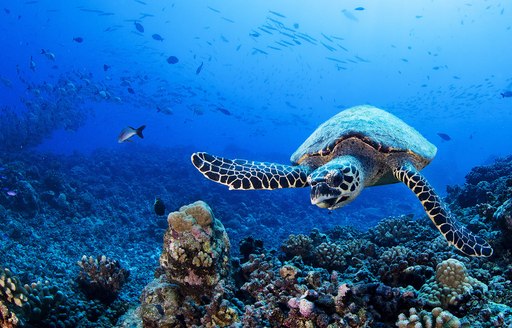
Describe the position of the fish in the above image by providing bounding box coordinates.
[252,48,268,55]
[321,33,333,42]
[437,132,451,141]
[326,57,345,63]
[41,49,55,61]
[354,7,365,10]
[103,64,110,71]
[154,197,165,216]
[221,17,234,23]
[6,190,16,197]
[216,107,231,116]
[268,10,286,18]
[167,56,179,64]
[207,6,220,13]
[341,9,358,21]
[501,91,512,98]
[134,21,144,33]
[127,87,135,94]
[118,125,146,143]
[79,8,103,13]
[73,37,84,43]
[196,62,204,75]
[29,56,36,71]
[157,106,173,115]
[258,27,273,35]
[152,33,164,41]
[4,8,10,14]
[321,42,336,52]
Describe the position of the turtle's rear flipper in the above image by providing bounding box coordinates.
[191,152,310,190]
[393,163,493,257]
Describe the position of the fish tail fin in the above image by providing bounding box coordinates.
[501,93,505,98]
[41,49,46,54]
[136,125,146,138]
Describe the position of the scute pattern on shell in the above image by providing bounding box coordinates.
[290,105,437,172]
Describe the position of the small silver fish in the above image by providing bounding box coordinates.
[41,49,55,61]
[29,56,36,71]
[118,125,146,143]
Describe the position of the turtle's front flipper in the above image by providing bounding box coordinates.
[393,163,493,257]
[191,152,310,190]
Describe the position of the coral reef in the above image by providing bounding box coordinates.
[77,255,130,304]
[367,215,437,248]
[419,259,487,316]
[0,267,73,327]
[159,201,231,297]
[141,201,240,327]
[1,147,512,327]
[0,299,18,328]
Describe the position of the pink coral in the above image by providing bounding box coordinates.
[299,298,315,318]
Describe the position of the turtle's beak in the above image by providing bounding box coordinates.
[310,182,341,209]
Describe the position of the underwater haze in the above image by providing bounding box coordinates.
[1,1,512,327]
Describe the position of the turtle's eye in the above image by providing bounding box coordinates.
[327,171,344,187]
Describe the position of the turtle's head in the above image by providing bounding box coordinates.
[308,156,364,210]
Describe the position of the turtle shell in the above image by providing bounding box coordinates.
[290,105,437,168]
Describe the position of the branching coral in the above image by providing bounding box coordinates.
[77,255,130,304]
[0,299,18,328]
[313,242,349,271]
[281,234,314,260]
[0,268,71,326]
[367,216,436,247]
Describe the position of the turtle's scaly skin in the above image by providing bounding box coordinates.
[393,163,492,257]
[191,152,310,190]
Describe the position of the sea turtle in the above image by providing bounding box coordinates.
[191,105,492,257]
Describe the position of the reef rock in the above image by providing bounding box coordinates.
[159,200,231,296]
[494,198,512,230]
[141,201,239,327]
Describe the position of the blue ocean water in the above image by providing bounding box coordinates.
[1,1,512,327]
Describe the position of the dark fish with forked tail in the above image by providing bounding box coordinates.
[501,91,512,98]
[154,197,165,216]
[118,125,145,143]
